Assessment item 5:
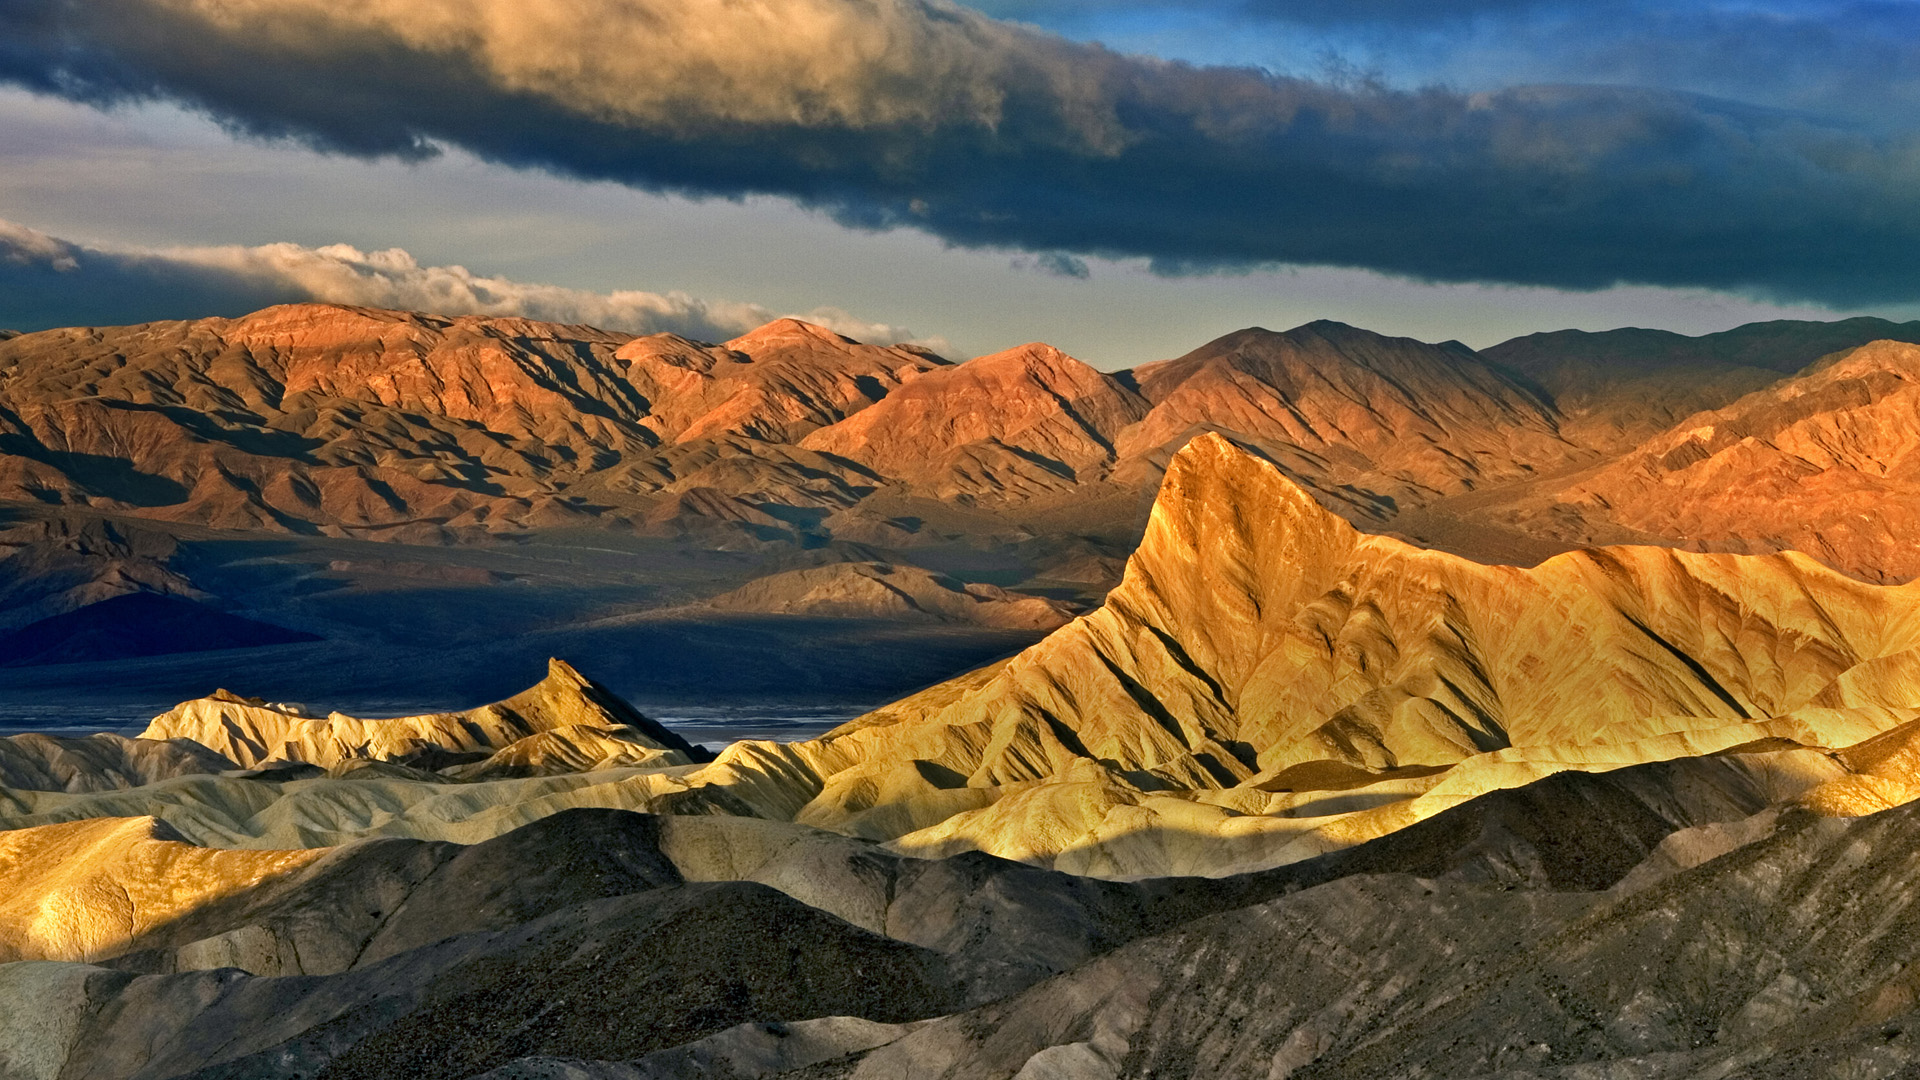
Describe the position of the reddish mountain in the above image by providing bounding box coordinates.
[1529,338,1920,582]
[615,318,946,445]
[1483,317,1920,451]
[11,302,1920,591]
[1110,321,1581,519]
[800,342,1147,500]
[0,305,941,544]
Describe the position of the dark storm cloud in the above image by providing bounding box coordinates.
[1015,252,1094,279]
[4,0,1919,305]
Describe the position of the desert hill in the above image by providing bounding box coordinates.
[615,317,947,446]
[705,561,1074,630]
[1482,315,1920,450]
[141,656,708,771]
[1514,338,1920,582]
[15,436,1920,1072]
[1116,320,1579,516]
[9,300,1920,668]
[13,314,1920,1075]
[0,305,1600,553]
[11,743,1920,1075]
[800,340,1149,500]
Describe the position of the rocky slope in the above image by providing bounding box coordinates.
[10,750,1920,1077]
[1483,315,1920,451]
[1519,338,1920,582]
[1117,321,1579,515]
[141,657,709,771]
[800,341,1149,501]
[0,305,945,546]
[8,304,1920,598]
[648,433,1915,875]
[0,305,1598,559]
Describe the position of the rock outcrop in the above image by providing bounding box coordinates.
[630,433,1911,875]
[141,657,709,770]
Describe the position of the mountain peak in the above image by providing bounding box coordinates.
[724,317,858,350]
[798,338,1146,495]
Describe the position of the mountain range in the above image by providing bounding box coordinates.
[6,305,1919,563]
[6,302,1920,681]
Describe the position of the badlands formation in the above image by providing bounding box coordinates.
[14,311,1920,1075]
[11,436,1920,1075]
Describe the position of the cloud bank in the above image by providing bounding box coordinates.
[4,0,1920,304]
[0,220,938,347]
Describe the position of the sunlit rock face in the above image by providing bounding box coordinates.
[1115,321,1577,509]
[0,306,936,541]
[141,657,707,771]
[0,305,1595,554]
[1543,339,1920,583]
[618,317,947,446]
[696,433,1920,876]
[1481,316,1920,452]
[800,340,1150,500]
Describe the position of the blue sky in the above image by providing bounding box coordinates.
[2,0,1916,366]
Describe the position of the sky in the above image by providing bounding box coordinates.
[3,0,1920,368]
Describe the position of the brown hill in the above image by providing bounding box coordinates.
[0,306,947,543]
[0,306,1594,559]
[686,433,1920,874]
[1483,316,1920,451]
[1113,321,1581,519]
[614,317,947,445]
[0,304,649,538]
[11,303,1920,615]
[24,434,1920,877]
[705,561,1074,630]
[801,341,1147,500]
[1533,338,1920,582]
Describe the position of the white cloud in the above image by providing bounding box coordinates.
[0,218,947,351]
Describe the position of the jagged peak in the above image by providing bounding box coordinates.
[1155,432,1351,532]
